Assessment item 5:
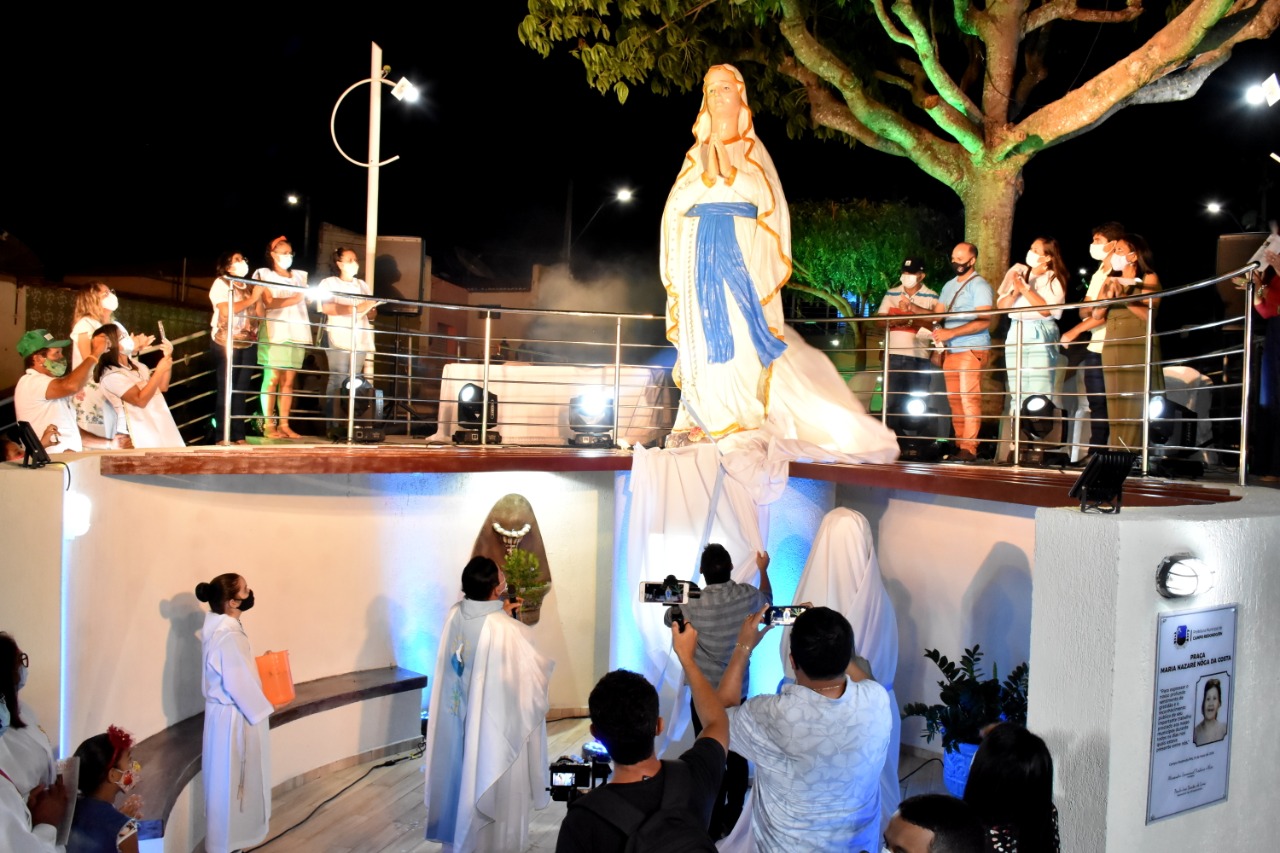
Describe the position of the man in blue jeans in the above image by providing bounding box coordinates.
[1061,221,1125,453]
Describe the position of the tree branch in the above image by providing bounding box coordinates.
[886,0,984,123]
[1026,0,1144,34]
[870,0,914,47]
[998,0,1249,159]
[779,57,907,156]
[776,0,965,184]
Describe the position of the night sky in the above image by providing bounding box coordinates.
[3,8,1277,324]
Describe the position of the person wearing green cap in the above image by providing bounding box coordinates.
[14,328,115,453]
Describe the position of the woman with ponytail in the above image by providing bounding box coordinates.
[195,574,273,853]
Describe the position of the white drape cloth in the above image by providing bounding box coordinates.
[200,612,273,853]
[784,508,901,836]
[424,600,553,853]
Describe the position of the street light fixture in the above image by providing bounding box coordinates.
[567,188,635,267]
[1205,201,1244,230]
[329,43,418,299]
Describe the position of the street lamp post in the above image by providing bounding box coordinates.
[329,42,418,293]
[565,188,634,270]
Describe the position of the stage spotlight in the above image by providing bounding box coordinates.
[568,388,615,448]
[454,383,501,444]
[1155,554,1215,599]
[888,391,941,461]
[331,378,385,443]
[1068,450,1136,513]
[15,421,52,468]
[1148,394,1203,478]
[1015,395,1068,466]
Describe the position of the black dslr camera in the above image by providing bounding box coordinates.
[548,742,612,802]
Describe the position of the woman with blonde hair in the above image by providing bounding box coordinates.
[69,282,153,437]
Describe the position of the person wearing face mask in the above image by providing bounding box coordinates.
[209,250,264,444]
[997,238,1067,437]
[14,329,120,452]
[1059,221,1125,453]
[67,726,145,853]
[195,574,274,853]
[0,634,57,801]
[317,246,380,432]
[253,236,313,439]
[1092,234,1163,451]
[94,325,182,448]
[877,258,940,406]
[931,243,995,461]
[69,282,153,439]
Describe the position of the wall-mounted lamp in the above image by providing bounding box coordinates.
[1155,554,1215,598]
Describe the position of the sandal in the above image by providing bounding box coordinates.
[263,421,284,439]
[279,425,303,438]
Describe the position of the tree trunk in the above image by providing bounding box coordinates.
[957,161,1025,283]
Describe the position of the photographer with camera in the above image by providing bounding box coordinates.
[662,544,770,839]
[555,621,728,852]
[716,605,891,852]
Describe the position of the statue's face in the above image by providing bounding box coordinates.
[704,69,741,126]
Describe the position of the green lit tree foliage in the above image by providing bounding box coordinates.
[521,0,1280,279]
[790,199,955,314]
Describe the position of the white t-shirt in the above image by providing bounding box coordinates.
[318,276,375,352]
[876,285,939,360]
[14,369,82,453]
[1001,270,1065,321]
[1084,265,1110,352]
[99,361,185,447]
[252,268,313,345]
[70,317,129,368]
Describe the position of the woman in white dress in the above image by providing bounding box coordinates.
[69,282,154,438]
[195,574,273,853]
[93,326,183,448]
[996,237,1067,412]
[252,236,312,438]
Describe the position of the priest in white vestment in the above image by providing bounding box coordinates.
[424,557,554,853]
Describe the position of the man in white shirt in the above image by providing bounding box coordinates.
[14,328,113,452]
[717,606,891,852]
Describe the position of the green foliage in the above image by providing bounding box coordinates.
[789,199,955,312]
[901,645,1030,753]
[502,548,543,595]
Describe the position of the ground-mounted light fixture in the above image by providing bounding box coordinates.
[454,383,501,445]
[568,388,615,448]
[888,391,941,461]
[1068,450,1136,513]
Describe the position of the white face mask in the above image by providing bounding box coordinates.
[900,274,918,288]
[340,262,359,278]
[101,293,119,312]
[118,335,135,354]
[1025,251,1042,268]
[1089,242,1109,261]
[1111,253,1131,271]
[275,253,294,271]
[230,260,249,278]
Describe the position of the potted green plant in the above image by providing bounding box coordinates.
[901,645,1029,796]
[502,548,550,626]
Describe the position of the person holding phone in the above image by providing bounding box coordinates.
[94,325,183,448]
[661,544,771,840]
[996,238,1066,415]
[1094,234,1163,451]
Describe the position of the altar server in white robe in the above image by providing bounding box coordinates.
[785,508,902,835]
[424,556,554,853]
[196,574,273,853]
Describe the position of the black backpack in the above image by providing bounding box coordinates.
[570,759,719,853]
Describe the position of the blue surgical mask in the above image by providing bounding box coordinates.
[17,663,28,691]
[0,700,9,736]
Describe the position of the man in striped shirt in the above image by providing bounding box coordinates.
[665,543,771,838]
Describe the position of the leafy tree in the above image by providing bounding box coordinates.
[790,198,956,314]
[520,0,1280,279]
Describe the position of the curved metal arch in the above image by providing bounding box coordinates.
[330,77,402,169]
